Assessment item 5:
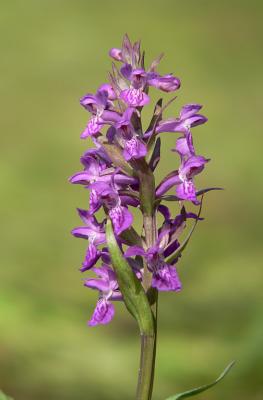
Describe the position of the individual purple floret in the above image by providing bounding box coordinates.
[125,239,182,292]
[71,34,212,327]
[85,265,122,326]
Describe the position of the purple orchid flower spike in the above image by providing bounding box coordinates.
[70,33,223,400]
[85,264,122,326]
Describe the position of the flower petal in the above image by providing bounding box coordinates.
[176,181,197,202]
[123,137,147,161]
[109,206,133,235]
[125,245,146,258]
[88,299,115,326]
[120,88,150,107]
[156,171,181,197]
[152,265,182,291]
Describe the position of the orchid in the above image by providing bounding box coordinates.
[70,34,233,400]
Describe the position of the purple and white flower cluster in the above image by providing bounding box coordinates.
[70,35,210,327]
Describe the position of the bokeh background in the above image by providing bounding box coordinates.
[1,1,262,399]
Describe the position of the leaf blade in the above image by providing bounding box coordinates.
[165,361,235,400]
[0,391,13,400]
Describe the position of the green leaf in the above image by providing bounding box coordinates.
[165,361,235,400]
[0,391,13,400]
[106,220,154,335]
[165,197,203,265]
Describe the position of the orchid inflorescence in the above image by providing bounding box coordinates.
[70,35,234,400]
[70,34,212,327]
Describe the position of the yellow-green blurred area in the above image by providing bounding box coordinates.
[0,0,262,399]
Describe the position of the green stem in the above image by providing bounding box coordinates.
[136,289,158,400]
[149,293,158,398]
[136,158,158,400]
[136,333,156,400]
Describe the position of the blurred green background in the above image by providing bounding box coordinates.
[0,0,262,399]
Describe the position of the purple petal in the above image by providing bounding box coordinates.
[156,119,184,134]
[152,265,182,292]
[98,84,117,101]
[156,171,181,197]
[148,73,180,92]
[123,137,147,161]
[120,195,140,208]
[84,278,109,292]
[180,104,202,119]
[115,107,135,129]
[131,69,147,89]
[176,181,197,202]
[157,114,207,134]
[109,48,122,61]
[69,171,94,185]
[158,204,171,220]
[113,173,138,185]
[109,206,133,235]
[101,110,121,124]
[81,117,101,138]
[179,155,209,179]
[163,240,180,259]
[174,133,195,158]
[183,114,208,128]
[88,299,115,326]
[80,94,98,113]
[80,243,100,272]
[120,88,150,107]
[71,226,91,239]
[89,188,102,214]
[73,211,106,245]
[125,245,146,258]
[120,63,133,80]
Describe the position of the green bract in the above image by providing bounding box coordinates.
[106,219,154,335]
